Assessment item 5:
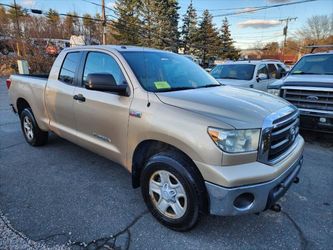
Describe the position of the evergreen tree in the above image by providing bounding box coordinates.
[195,10,220,65]
[93,13,104,43]
[46,9,60,26]
[181,0,197,54]
[139,0,158,47]
[154,0,180,52]
[62,12,81,37]
[7,4,27,24]
[63,13,75,38]
[46,9,60,38]
[114,0,142,45]
[219,17,239,60]
[83,14,96,43]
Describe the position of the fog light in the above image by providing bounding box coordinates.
[319,117,326,123]
[234,193,255,210]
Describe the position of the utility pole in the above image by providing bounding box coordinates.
[13,0,21,56]
[101,0,106,44]
[280,17,297,62]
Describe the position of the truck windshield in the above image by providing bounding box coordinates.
[211,64,255,81]
[290,54,333,75]
[121,51,220,92]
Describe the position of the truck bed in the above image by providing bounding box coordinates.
[9,74,49,131]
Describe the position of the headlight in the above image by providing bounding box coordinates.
[267,89,280,96]
[208,127,260,153]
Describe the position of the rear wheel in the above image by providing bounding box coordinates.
[1,47,9,55]
[141,151,205,231]
[20,108,48,146]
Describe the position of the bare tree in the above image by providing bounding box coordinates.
[296,14,333,43]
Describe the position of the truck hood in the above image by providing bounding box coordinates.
[269,74,333,89]
[216,79,250,87]
[156,86,290,129]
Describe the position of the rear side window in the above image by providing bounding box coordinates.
[83,52,126,85]
[58,52,81,84]
[267,64,277,78]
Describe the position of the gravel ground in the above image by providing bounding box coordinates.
[0,210,68,250]
[0,77,332,250]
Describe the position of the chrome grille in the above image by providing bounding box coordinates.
[269,114,299,161]
[258,106,299,165]
[282,87,333,111]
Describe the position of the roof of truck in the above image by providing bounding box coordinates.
[215,60,285,66]
[302,51,333,56]
[63,45,167,53]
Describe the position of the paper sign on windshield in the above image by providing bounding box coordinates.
[154,81,171,89]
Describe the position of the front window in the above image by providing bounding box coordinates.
[211,64,255,81]
[121,51,220,92]
[290,54,333,75]
[257,64,269,76]
[83,52,126,85]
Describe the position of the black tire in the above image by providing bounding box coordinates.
[140,151,206,231]
[1,47,9,55]
[20,108,48,146]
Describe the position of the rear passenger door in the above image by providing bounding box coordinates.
[45,51,83,141]
[73,51,133,165]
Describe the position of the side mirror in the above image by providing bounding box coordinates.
[275,68,288,79]
[85,73,129,96]
[256,73,268,82]
[275,69,282,79]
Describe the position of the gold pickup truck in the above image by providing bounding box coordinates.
[7,45,304,231]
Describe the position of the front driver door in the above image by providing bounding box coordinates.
[254,64,270,91]
[73,51,133,165]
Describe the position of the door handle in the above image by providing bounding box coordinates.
[73,94,86,102]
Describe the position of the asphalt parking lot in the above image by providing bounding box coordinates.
[0,78,332,250]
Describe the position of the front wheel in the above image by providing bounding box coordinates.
[20,108,48,146]
[141,151,205,231]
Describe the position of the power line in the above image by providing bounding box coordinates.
[212,0,316,17]
[0,2,14,8]
[82,0,117,13]
[233,29,297,38]
[0,2,104,22]
[0,2,167,44]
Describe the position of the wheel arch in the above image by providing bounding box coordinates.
[16,98,31,115]
[131,139,209,212]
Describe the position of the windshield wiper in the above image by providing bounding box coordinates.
[291,71,318,75]
[156,86,195,92]
[197,84,222,88]
[220,76,240,79]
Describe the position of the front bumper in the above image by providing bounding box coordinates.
[299,111,333,132]
[205,154,303,216]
